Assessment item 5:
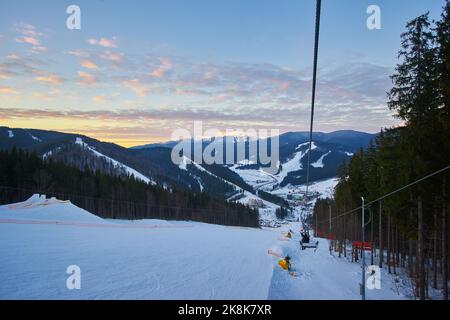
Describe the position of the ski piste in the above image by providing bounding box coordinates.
[0,195,410,299]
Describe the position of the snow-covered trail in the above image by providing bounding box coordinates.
[0,196,281,299]
[268,223,408,300]
[0,221,278,299]
[0,196,411,300]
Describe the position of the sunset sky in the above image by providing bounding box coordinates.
[0,0,445,147]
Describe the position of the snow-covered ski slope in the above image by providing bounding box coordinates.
[269,223,409,300]
[0,196,409,299]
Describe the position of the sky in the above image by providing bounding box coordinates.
[0,0,446,147]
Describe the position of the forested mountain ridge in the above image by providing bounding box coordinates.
[0,126,375,203]
[0,127,242,199]
[0,148,259,227]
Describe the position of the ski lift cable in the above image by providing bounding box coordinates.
[316,165,450,224]
[305,0,322,200]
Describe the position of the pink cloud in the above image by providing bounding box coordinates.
[123,79,149,97]
[0,86,18,94]
[34,74,62,85]
[15,24,47,53]
[77,71,97,85]
[99,51,124,63]
[151,57,172,78]
[88,37,118,48]
[92,95,106,103]
[21,36,39,46]
[81,59,98,69]
[0,71,13,80]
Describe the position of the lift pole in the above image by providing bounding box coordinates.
[361,196,366,300]
[305,0,322,198]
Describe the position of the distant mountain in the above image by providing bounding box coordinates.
[130,141,179,149]
[131,130,376,190]
[0,126,376,219]
[0,127,243,200]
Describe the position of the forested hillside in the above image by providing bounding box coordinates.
[0,149,259,227]
[313,3,450,300]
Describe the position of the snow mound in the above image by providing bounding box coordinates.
[0,194,103,223]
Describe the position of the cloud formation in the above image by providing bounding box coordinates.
[151,58,172,78]
[77,71,97,85]
[122,79,150,97]
[34,74,62,85]
[81,59,98,69]
[15,24,47,53]
[0,21,401,145]
[88,37,118,48]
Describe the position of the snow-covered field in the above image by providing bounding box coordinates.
[273,178,339,200]
[0,195,409,300]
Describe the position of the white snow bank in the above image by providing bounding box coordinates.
[0,197,279,299]
[311,178,339,199]
[7,130,14,138]
[1,194,103,222]
[311,151,331,168]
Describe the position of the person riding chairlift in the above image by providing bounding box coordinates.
[301,231,310,243]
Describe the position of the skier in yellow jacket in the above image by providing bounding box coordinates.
[278,255,291,271]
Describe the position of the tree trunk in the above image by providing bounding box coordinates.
[443,178,448,300]
[343,212,347,258]
[379,201,383,268]
[393,226,397,275]
[409,213,414,276]
[433,209,437,289]
[418,195,425,300]
[388,214,391,274]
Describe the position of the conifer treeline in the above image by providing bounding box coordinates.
[0,149,259,228]
[313,3,449,299]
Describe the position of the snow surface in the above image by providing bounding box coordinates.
[275,142,316,183]
[7,130,14,138]
[31,134,42,142]
[228,142,318,193]
[311,151,331,168]
[0,195,277,299]
[269,223,409,300]
[228,165,276,190]
[272,177,339,200]
[177,156,279,217]
[0,195,410,300]
[75,137,155,185]
[309,178,339,199]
